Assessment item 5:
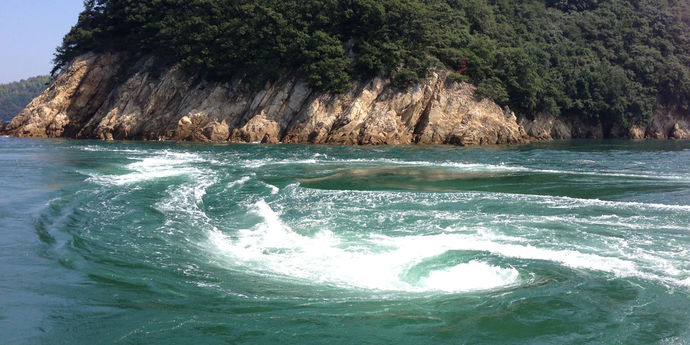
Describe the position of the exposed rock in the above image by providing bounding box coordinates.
[5,53,529,146]
[628,125,645,140]
[645,121,668,139]
[412,79,528,145]
[646,108,690,140]
[204,120,230,142]
[518,114,572,140]
[10,52,686,145]
[670,122,690,140]
[5,52,124,138]
[0,121,7,134]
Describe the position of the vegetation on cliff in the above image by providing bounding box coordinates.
[54,0,689,130]
[0,76,50,122]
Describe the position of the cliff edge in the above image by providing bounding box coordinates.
[3,53,529,145]
[4,53,688,144]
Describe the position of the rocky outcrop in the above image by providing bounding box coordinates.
[5,53,686,144]
[3,53,123,138]
[2,53,529,146]
[628,125,646,140]
[644,108,690,140]
[518,114,573,140]
[518,109,690,141]
[518,114,609,140]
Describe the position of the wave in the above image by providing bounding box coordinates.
[286,185,690,214]
[71,146,689,293]
[86,151,204,186]
[237,156,690,182]
[227,175,252,189]
[207,199,689,293]
[79,145,145,154]
[206,200,690,292]
[528,194,690,212]
[241,157,525,172]
[207,200,521,293]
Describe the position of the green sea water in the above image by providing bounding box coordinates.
[1,137,689,344]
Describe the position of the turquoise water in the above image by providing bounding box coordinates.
[1,137,689,344]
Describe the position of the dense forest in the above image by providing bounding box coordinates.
[54,0,690,129]
[0,76,50,122]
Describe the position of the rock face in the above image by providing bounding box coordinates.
[5,52,686,144]
[4,53,123,138]
[645,108,690,140]
[3,53,529,146]
[518,114,573,140]
[518,109,690,141]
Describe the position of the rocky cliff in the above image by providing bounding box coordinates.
[517,110,690,141]
[2,53,530,145]
[3,52,688,144]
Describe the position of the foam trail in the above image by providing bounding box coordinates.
[227,176,252,189]
[208,200,521,293]
[240,157,690,181]
[532,194,690,212]
[262,183,279,195]
[242,157,522,172]
[459,191,690,212]
[384,233,690,287]
[207,198,690,292]
[87,151,203,185]
[80,146,144,154]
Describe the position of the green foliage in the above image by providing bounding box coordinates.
[0,76,50,121]
[477,77,510,104]
[53,0,690,128]
[446,72,470,85]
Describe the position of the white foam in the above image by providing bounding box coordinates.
[156,175,215,215]
[80,146,143,154]
[419,261,519,292]
[386,234,640,277]
[536,168,690,181]
[207,199,690,292]
[227,176,252,189]
[88,151,204,185]
[208,200,521,293]
[239,156,689,181]
[532,194,690,212]
[241,157,523,172]
[287,186,690,214]
[262,182,280,195]
[680,277,690,287]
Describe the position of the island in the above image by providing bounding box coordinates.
[2,0,689,144]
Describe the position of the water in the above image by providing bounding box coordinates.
[1,137,689,344]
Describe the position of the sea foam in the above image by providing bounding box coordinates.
[208,197,690,293]
[208,200,521,293]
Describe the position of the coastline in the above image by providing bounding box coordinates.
[2,53,688,145]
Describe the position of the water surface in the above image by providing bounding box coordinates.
[1,137,689,344]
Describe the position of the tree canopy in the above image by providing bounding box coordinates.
[54,0,690,128]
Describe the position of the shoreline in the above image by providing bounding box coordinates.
[2,52,688,145]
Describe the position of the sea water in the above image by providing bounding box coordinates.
[0,137,689,344]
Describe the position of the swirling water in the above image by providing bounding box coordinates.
[1,137,689,344]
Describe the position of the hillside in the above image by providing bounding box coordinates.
[0,76,50,122]
[51,0,690,133]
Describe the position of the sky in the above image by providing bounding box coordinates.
[0,0,84,84]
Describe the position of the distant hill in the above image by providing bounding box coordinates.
[0,76,50,122]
